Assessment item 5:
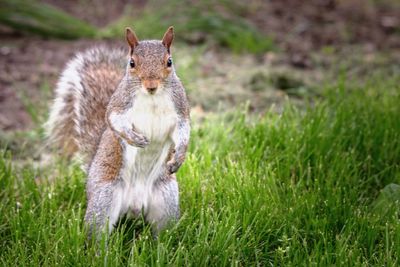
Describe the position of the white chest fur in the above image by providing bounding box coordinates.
[130,91,178,142]
[109,90,178,224]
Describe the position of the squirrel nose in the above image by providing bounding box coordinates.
[147,87,157,94]
[143,80,159,94]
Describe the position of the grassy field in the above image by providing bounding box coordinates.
[1,74,399,266]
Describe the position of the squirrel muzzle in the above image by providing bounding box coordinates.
[143,79,160,94]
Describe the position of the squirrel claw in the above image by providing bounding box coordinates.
[125,131,149,148]
[166,160,180,174]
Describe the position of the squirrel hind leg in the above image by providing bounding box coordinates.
[146,176,180,235]
[84,181,118,239]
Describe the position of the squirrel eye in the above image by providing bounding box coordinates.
[167,57,172,67]
[129,59,135,68]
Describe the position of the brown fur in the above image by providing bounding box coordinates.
[78,62,123,162]
[91,128,122,182]
[162,26,174,52]
[142,79,160,90]
[46,82,79,157]
[126,27,139,49]
[59,92,79,155]
[45,46,127,167]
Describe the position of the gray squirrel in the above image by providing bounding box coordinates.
[45,26,190,237]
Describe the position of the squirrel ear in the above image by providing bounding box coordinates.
[162,26,174,52]
[125,27,139,50]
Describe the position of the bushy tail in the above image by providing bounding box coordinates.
[45,46,126,167]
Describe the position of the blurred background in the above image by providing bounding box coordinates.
[0,0,399,132]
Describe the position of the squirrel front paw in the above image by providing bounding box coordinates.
[124,130,149,148]
[166,159,181,174]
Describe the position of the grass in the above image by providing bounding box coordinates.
[99,0,274,54]
[1,76,400,266]
[0,0,274,54]
[0,0,96,39]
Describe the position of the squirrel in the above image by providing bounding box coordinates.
[45,26,190,237]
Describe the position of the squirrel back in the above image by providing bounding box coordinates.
[45,46,126,165]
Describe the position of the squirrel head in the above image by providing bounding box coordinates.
[125,26,175,95]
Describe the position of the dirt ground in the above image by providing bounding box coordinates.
[0,0,399,131]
